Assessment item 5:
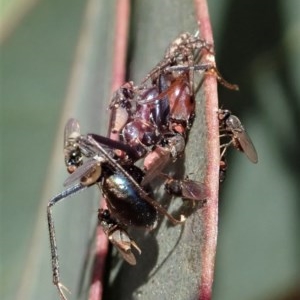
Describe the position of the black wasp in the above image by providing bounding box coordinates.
[47,119,185,300]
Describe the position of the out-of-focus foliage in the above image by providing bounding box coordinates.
[1,1,116,299]
[210,0,300,299]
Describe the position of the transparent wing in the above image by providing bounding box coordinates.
[181,180,208,201]
[235,130,258,163]
[63,158,100,187]
[109,229,141,265]
[112,244,137,266]
[64,118,80,149]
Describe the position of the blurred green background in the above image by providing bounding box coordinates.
[1,0,299,300]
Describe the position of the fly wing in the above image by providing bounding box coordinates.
[181,180,208,201]
[109,229,141,265]
[63,158,99,187]
[235,130,258,163]
[112,243,137,266]
[64,118,80,149]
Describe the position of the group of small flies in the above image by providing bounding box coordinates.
[47,31,258,299]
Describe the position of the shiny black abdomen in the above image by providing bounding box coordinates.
[102,165,157,228]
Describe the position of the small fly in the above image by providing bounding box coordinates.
[162,174,208,201]
[219,109,258,163]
